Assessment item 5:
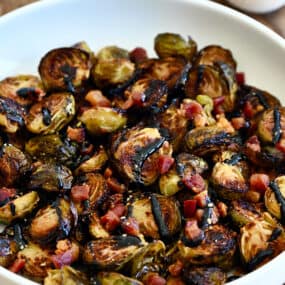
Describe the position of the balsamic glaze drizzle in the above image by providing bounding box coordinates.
[150,194,170,240]
[255,91,269,109]
[224,153,245,166]
[269,181,285,225]
[42,107,51,126]
[272,107,281,145]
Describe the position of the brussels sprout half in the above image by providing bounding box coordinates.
[111,126,172,185]
[178,224,236,269]
[39,47,91,92]
[194,45,237,71]
[183,266,226,285]
[0,75,45,105]
[0,191,39,225]
[44,266,89,285]
[17,242,53,279]
[79,107,127,136]
[26,92,75,135]
[0,144,31,187]
[82,235,143,270]
[154,33,197,61]
[96,272,143,285]
[29,198,73,243]
[28,163,73,192]
[129,194,181,240]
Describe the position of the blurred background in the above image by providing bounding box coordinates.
[0,0,284,37]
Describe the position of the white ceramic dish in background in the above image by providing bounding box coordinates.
[0,0,284,284]
[226,0,285,14]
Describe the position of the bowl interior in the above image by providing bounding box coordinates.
[0,0,284,285]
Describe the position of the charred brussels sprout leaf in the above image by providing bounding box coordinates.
[92,58,135,89]
[28,163,73,192]
[96,272,143,285]
[0,144,31,187]
[0,191,39,225]
[129,194,181,240]
[39,47,91,92]
[29,198,73,243]
[82,236,143,270]
[79,107,127,136]
[178,224,236,269]
[44,266,89,285]
[17,242,53,279]
[194,45,237,71]
[26,92,75,134]
[0,75,44,105]
[130,240,166,279]
[0,238,18,267]
[183,266,226,285]
[110,126,172,185]
[0,96,26,133]
[154,33,197,61]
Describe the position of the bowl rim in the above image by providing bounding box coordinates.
[0,0,284,285]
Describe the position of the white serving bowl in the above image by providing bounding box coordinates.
[0,0,284,284]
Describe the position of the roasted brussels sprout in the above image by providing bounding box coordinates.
[264,177,285,223]
[123,78,168,113]
[39,47,91,92]
[237,85,281,119]
[82,235,143,270]
[25,134,64,160]
[185,125,239,156]
[89,212,109,239]
[0,144,31,187]
[29,198,73,243]
[185,65,235,112]
[0,96,26,133]
[239,219,277,270]
[0,238,18,267]
[75,146,108,174]
[28,163,73,192]
[194,45,237,71]
[0,191,39,225]
[0,75,44,105]
[257,107,285,145]
[17,242,53,279]
[211,152,249,200]
[178,224,236,269]
[92,58,135,89]
[154,33,197,61]
[159,169,182,196]
[183,266,226,285]
[97,46,129,61]
[139,57,186,90]
[96,272,143,285]
[26,92,75,134]
[79,107,127,136]
[156,102,189,151]
[44,266,89,285]
[111,126,172,185]
[130,240,166,279]
[129,194,181,240]
[229,200,261,227]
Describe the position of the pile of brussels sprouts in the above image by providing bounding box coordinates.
[0,33,285,285]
